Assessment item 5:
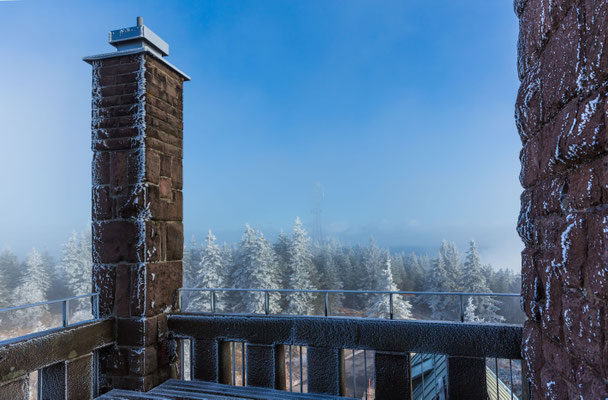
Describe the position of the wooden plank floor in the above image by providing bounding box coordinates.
[97,379,356,400]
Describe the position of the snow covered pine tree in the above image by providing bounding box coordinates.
[189,230,227,312]
[232,225,281,314]
[286,218,317,315]
[367,250,412,319]
[462,240,504,323]
[15,249,51,328]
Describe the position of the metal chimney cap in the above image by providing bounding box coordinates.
[108,18,169,58]
[83,17,191,81]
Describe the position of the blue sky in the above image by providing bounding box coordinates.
[0,1,523,269]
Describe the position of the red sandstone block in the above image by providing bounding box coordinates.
[517,0,551,80]
[565,164,601,210]
[534,215,565,252]
[114,190,142,220]
[126,261,180,317]
[120,54,142,65]
[533,175,565,216]
[146,122,182,146]
[93,151,110,185]
[146,94,183,122]
[157,313,168,342]
[102,127,140,140]
[519,132,541,187]
[521,248,542,322]
[93,136,139,151]
[117,316,159,347]
[165,222,183,261]
[129,263,147,317]
[604,309,608,381]
[536,253,564,341]
[92,220,140,264]
[102,346,129,375]
[128,346,158,377]
[538,121,567,180]
[580,1,608,95]
[147,94,182,119]
[550,213,586,289]
[146,136,183,158]
[157,340,172,367]
[171,157,182,190]
[590,155,608,204]
[144,149,161,185]
[517,189,535,246]
[542,336,575,383]
[561,92,607,167]
[522,320,544,391]
[115,72,138,85]
[101,95,122,108]
[99,57,122,67]
[572,360,608,399]
[584,210,608,299]
[101,83,138,97]
[540,6,581,121]
[100,74,116,87]
[95,115,119,130]
[159,177,172,200]
[106,105,137,119]
[148,261,182,316]
[515,62,542,143]
[145,219,164,263]
[160,154,172,177]
[561,289,603,369]
[92,186,112,221]
[120,93,137,106]
[126,148,146,186]
[540,364,570,400]
[92,264,115,318]
[107,62,141,77]
[147,184,183,221]
[115,263,131,318]
[110,151,128,196]
[109,372,159,392]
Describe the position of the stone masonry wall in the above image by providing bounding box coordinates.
[516,0,608,398]
[90,53,184,392]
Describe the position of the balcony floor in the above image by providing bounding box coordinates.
[97,379,354,400]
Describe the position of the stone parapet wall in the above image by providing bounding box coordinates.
[90,52,184,392]
[515,0,608,398]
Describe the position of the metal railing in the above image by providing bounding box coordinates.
[175,288,525,399]
[0,293,100,343]
[170,312,524,400]
[178,287,520,322]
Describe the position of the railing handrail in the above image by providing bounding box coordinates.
[0,293,99,314]
[179,287,519,297]
[178,288,522,323]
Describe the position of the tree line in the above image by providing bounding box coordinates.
[0,231,91,329]
[0,218,523,330]
[183,217,522,323]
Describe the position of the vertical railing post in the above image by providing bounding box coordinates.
[178,289,183,311]
[389,293,394,320]
[324,292,329,317]
[94,294,100,319]
[459,295,464,323]
[180,340,185,380]
[264,291,270,315]
[211,290,216,313]
[62,299,69,327]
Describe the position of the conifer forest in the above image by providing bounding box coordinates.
[0,217,523,337]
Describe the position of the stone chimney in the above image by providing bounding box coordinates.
[84,17,189,392]
[516,1,608,398]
